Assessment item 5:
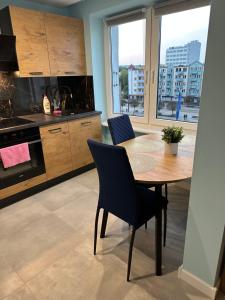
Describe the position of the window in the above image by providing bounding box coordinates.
[105,3,211,129]
[156,6,210,123]
[109,18,146,117]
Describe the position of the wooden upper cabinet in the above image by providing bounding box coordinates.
[44,13,86,76]
[8,6,50,77]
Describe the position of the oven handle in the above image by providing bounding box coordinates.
[28,139,41,145]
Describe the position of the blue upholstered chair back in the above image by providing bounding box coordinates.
[87,139,139,225]
[107,115,135,145]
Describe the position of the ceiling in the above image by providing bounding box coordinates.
[30,0,82,8]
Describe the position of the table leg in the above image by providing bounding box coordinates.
[155,185,162,276]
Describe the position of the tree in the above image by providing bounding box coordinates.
[129,98,140,115]
[168,101,177,116]
[120,99,127,113]
[119,67,128,99]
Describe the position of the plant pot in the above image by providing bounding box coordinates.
[164,142,178,155]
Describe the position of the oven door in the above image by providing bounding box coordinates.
[0,139,46,189]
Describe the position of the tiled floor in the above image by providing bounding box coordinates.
[0,169,224,300]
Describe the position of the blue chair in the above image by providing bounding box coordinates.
[87,139,166,281]
[107,114,135,145]
[107,115,168,246]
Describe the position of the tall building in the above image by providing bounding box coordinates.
[166,40,201,66]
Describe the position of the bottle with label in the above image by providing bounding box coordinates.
[42,95,51,115]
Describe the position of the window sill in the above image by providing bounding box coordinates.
[102,121,197,136]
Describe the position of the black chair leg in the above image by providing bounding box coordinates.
[145,222,147,230]
[163,207,167,247]
[100,210,108,238]
[164,184,168,247]
[94,208,100,255]
[165,184,168,201]
[127,227,136,282]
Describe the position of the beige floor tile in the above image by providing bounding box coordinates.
[75,169,99,192]
[2,286,36,300]
[0,170,219,300]
[0,257,24,299]
[54,191,98,233]
[1,214,77,282]
[27,237,211,300]
[0,197,50,239]
[33,181,91,211]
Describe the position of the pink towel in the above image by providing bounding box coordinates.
[0,143,31,169]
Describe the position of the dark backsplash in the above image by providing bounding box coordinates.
[0,74,95,117]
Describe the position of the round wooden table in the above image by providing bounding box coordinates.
[119,133,195,276]
[119,133,195,185]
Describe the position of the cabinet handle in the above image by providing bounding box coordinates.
[48,128,62,134]
[29,72,43,76]
[81,121,92,126]
[64,71,76,75]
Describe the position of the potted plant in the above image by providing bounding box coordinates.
[162,126,184,155]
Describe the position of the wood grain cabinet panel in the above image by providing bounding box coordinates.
[44,13,86,76]
[9,6,50,77]
[69,116,102,170]
[40,122,73,179]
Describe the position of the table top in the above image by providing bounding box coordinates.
[119,133,196,185]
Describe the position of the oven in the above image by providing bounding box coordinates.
[0,126,46,189]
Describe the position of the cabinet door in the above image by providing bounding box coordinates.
[45,13,86,76]
[9,6,50,77]
[40,122,73,179]
[69,116,102,170]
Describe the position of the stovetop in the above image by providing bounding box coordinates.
[0,117,34,130]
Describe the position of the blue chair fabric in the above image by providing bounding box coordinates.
[107,115,135,145]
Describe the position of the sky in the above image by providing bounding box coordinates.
[118,6,211,66]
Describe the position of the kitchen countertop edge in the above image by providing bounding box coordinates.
[0,111,102,134]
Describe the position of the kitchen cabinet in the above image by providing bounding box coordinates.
[68,115,102,170]
[0,6,86,77]
[0,114,101,201]
[40,122,73,179]
[45,13,86,76]
[1,6,51,77]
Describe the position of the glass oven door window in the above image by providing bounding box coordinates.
[0,141,45,189]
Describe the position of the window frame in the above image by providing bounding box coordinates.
[104,4,210,131]
[104,10,151,124]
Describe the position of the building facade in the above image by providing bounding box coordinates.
[166,40,201,66]
[128,64,144,96]
[157,61,204,109]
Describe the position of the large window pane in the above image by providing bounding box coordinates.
[110,19,146,117]
[157,6,211,123]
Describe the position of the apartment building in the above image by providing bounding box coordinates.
[158,62,204,101]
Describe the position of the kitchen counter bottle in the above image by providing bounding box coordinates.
[43,94,51,115]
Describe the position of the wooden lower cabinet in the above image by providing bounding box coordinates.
[40,122,73,179]
[69,115,102,170]
[40,115,101,179]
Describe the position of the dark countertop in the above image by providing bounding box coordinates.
[0,111,102,134]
